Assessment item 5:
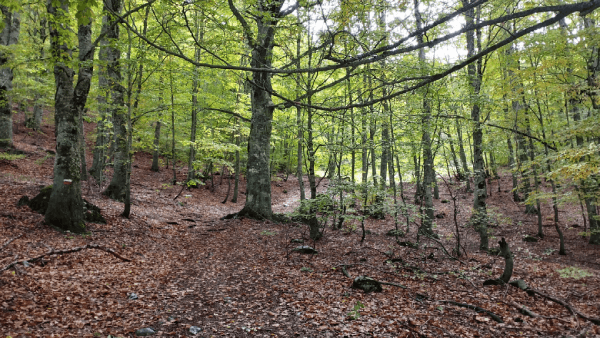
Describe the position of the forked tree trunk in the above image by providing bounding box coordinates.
[45,0,94,233]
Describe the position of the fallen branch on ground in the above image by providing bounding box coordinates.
[1,234,23,252]
[504,301,569,322]
[440,300,503,323]
[1,244,132,272]
[527,288,600,325]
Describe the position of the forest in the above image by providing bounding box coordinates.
[0,0,599,336]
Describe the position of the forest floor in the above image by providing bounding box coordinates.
[1,113,600,338]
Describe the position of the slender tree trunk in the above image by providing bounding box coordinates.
[102,0,127,201]
[169,66,176,185]
[232,119,240,203]
[89,15,110,183]
[456,118,471,191]
[464,0,488,251]
[507,136,520,201]
[0,6,19,148]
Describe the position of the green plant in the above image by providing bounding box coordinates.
[347,301,364,320]
[0,152,25,161]
[578,231,591,237]
[260,230,277,236]
[543,248,556,255]
[300,267,313,272]
[556,266,592,279]
[35,153,54,165]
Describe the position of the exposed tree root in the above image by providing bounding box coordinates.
[439,300,503,323]
[1,244,132,272]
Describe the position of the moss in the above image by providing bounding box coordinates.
[0,152,26,160]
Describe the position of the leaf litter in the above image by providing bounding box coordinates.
[1,117,599,337]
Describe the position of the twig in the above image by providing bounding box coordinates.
[1,244,132,272]
[439,300,503,323]
[173,183,186,200]
[1,234,23,252]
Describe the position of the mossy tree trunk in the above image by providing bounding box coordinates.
[229,0,297,219]
[45,0,94,233]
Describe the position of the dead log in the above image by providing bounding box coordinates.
[1,244,132,272]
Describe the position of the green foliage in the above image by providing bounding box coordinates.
[0,152,25,160]
[300,267,312,272]
[556,266,593,279]
[260,230,277,236]
[346,301,365,320]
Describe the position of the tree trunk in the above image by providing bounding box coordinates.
[102,0,127,202]
[45,0,94,233]
[456,118,471,191]
[0,6,19,148]
[234,1,283,219]
[507,136,520,202]
[464,0,488,251]
[89,15,110,183]
[151,120,161,171]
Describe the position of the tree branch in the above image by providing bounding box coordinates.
[1,244,132,272]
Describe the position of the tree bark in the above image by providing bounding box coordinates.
[102,0,127,201]
[414,0,435,238]
[0,6,19,148]
[464,0,488,251]
[45,0,94,233]
[89,15,110,183]
[231,0,288,219]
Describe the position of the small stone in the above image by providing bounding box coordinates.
[189,326,203,335]
[290,238,304,243]
[22,261,30,268]
[135,327,155,336]
[283,203,289,207]
[292,245,318,254]
[128,292,139,300]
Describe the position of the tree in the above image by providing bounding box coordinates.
[0,5,20,148]
[44,0,95,233]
